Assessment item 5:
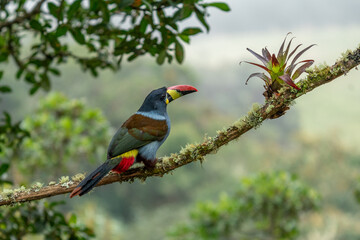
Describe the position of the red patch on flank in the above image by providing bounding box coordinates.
[111,156,135,174]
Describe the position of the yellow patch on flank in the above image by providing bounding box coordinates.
[111,149,139,160]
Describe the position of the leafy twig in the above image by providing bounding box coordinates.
[0,0,46,30]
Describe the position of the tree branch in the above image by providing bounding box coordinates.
[1,45,359,207]
[0,0,45,30]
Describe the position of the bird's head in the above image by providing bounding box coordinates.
[138,85,197,113]
[165,85,198,104]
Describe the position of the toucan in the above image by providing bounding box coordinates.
[70,85,197,198]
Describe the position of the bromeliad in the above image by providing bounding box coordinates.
[70,85,197,197]
[242,33,315,99]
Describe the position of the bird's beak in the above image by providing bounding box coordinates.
[166,85,198,104]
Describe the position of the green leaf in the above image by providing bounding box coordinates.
[204,2,231,11]
[0,85,12,93]
[25,72,36,83]
[16,68,25,79]
[90,68,98,77]
[49,68,61,76]
[180,5,193,20]
[0,53,8,62]
[100,1,110,23]
[175,42,184,64]
[68,0,81,19]
[0,35,5,46]
[178,34,190,44]
[127,53,138,62]
[30,85,40,95]
[139,17,149,34]
[195,8,210,32]
[0,163,9,176]
[3,111,11,124]
[181,28,202,36]
[69,214,77,225]
[48,2,58,18]
[178,34,190,43]
[0,71,3,80]
[56,26,68,37]
[40,74,51,91]
[29,19,42,31]
[156,50,166,65]
[70,28,86,45]
[89,0,100,11]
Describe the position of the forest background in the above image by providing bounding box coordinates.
[1,0,360,239]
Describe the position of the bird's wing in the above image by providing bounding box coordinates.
[107,114,168,158]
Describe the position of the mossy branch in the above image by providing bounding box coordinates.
[1,46,359,207]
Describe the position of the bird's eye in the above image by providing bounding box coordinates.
[161,95,166,101]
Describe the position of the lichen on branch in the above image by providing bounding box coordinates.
[0,45,359,207]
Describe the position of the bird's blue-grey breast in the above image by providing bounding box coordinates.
[136,87,170,162]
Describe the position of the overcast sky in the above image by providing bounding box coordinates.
[201,0,360,34]
[183,0,360,69]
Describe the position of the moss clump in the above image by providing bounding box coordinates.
[245,103,263,129]
[71,173,85,182]
[59,176,70,184]
[59,176,73,188]
[31,182,44,192]
[13,186,29,194]
[250,103,261,112]
[233,117,247,129]
[161,156,172,166]
[216,126,228,135]
[180,144,197,157]
[1,189,14,200]
[265,104,275,114]
[48,181,56,186]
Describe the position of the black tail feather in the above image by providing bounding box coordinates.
[70,161,116,198]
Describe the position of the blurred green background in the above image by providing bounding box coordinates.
[1,0,360,239]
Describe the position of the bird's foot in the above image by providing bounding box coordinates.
[142,158,157,169]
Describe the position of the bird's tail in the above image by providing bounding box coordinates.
[70,150,138,198]
[69,160,117,198]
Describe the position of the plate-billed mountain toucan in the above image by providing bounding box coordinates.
[70,85,197,198]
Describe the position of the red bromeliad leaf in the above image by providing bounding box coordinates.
[277,32,291,62]
[286,59,313,76]
[279,74,301,90]
[282,37,295,64]
[246,48,268,66]
[290,44,316,67]
[292,60,314,80]
[245,72,271,85]
[262,48,271,62]
[271,54,280,67]
[242,61,271,73]
[286,44,302,64]
[243,34,314,96]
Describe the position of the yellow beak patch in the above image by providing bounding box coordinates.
[166,89,182,104]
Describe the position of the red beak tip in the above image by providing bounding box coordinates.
[167,85,198,92]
